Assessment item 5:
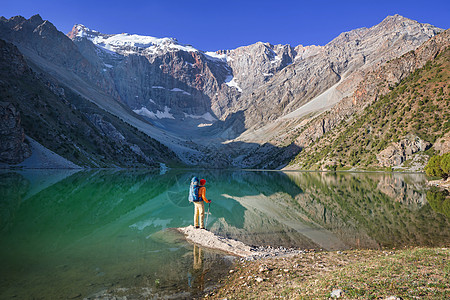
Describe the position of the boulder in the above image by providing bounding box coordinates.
[376,135,430,167]
[330,289,343,298]
[433,133,450,155]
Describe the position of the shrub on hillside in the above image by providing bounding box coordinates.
[425,152,450,179]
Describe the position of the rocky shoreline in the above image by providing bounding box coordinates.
[176,226,305,259]
[203,247,450,299]
[176,227,449,299]
[427,178,450,191]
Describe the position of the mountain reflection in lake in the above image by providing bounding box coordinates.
[0,170,448,299]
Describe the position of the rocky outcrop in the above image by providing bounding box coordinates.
[0,39,31,165]
[0,102,31,164]
[222,42,297,97]
[376,135,431,167]
[433,133,450,155]
[88,114,126,144]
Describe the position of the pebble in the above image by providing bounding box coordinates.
[331,289,343,298]
[229,270,234,273]
[255,277,264,283]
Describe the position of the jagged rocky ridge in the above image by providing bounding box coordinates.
[0,14,445,168]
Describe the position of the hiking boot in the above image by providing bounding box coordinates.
[200,227,205,229]
[195,226,200,229]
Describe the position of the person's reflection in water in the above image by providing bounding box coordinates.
[193,244,203,271]
[188,244,208,291]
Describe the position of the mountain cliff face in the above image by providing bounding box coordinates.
[225,15,442,129]
[0,14,445,168]
[0,38,178,167]
[67,24,233,121]
[66,15,441,129]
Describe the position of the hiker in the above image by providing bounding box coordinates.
[189,177,211,229]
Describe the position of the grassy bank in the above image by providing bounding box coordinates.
[205,247,449,299]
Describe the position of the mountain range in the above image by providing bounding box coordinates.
[0,14,448,169]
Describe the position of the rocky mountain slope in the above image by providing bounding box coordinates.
[0,14,445,168]
[0,39,178,168]
[286,29,450,171]
[0,15,200,166]
[237,16,441,127]
[67,15,441,130]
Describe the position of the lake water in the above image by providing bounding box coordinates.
[0,169,449,299]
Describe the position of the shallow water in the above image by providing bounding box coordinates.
[0,169,448,299]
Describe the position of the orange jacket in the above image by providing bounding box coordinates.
[199,186,210,203]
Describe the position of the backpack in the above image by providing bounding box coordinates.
[188,176,201,202]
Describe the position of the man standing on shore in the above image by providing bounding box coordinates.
[193,178,210,229]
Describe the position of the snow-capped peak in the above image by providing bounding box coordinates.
[68,24,198,56]
[72,24,96,38]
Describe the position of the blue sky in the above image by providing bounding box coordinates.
[2,0,449,51]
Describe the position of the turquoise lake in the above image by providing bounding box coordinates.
[0,169,449,299]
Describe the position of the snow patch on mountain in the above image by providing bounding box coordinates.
[270,55,282,64]
[204,51,227,62]
[170,88,191,95]
[198,123,212,127]
[184,112,216,122]
[133,106,175,120]
[225,75,242,92]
